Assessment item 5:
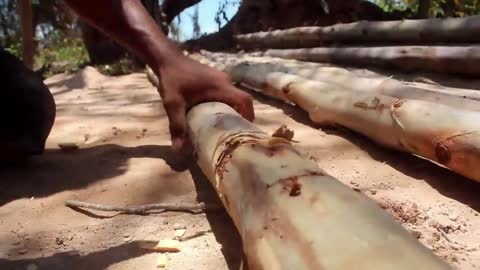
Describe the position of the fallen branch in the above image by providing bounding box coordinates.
[250,46,480,76]
[65,199,221,215]
[235,15,480,49]
[186,101,451,269]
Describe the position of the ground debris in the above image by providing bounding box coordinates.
[156,254,168,268]
[139,240,181,253]
[65,199,221,215]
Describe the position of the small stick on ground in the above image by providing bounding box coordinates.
[177,230,212,242]
[65,199,221,215]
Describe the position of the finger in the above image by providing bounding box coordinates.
[222,86,255,122]
[163,97,188,152]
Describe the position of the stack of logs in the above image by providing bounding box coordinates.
[148,15,480,270]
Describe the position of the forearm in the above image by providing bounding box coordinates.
[65,0,180,70]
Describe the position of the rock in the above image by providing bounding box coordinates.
[55,237,64,245]
[409,230,422,239]
[449,214,458,221]
[17,249,28,254]
[175,229,187,238]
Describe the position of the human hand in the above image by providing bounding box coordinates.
[155,54,254,151]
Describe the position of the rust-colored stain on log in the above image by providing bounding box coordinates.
[283,176,302,196]
[233,159,324,270]
[353,97,386,112]
[435,142,451,164]
[216,140,241,180]
[393,99,407,108]
[266,171,325,198]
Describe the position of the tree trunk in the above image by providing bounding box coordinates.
[187,101,452,270]
[194,55,480,183]
[199,52,480,109]
[19,0,34,69]
[80,22,127,65]
[417,0,431,18]
[235,15,480,49]
[161,0,201,24]
[249,46,480,77]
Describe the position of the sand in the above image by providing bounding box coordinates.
[0,66,479,270]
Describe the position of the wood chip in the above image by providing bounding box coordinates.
[139,240,181,253]
[156,254,168,268]
[271,125,295,141]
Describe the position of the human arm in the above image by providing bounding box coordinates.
[64,0,254,150]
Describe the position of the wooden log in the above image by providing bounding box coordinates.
[235,15,480,49]
[193,56,480,182]
[195,52,480,111]
[249,46,480,77]
[187,101,452,270]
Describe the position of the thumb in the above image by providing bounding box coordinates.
[163,98,188,152]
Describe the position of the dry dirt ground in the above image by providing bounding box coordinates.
[0,66,479,270]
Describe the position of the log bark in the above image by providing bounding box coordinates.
[187,101,452,270]
[193,56,480,182]
[249,46,480,77]
[197,52,480,110]
[235,15,480,49]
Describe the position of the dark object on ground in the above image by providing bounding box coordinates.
[0,48,56,162]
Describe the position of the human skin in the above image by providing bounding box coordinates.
[64,0,255,151]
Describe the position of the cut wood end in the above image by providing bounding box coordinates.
[272,125,295,142]
[156,254,168,268]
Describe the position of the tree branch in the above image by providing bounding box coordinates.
[161,0,202,24]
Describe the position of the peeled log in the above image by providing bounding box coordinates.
[194,53,480,111]
[193,56,480,182]
[187,102,451,270]
[236,15,480,49]
[250,46,480,77]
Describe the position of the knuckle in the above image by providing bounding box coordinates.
[162,97,181,109]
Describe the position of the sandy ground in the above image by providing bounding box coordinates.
[0,66,479,270]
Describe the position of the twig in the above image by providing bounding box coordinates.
[177,229,212,242]
[65,199,221,215]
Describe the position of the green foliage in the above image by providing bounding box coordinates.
[369,0,480,16]
[35,30,89,76]
[95,58,142,76]
[4,41,21,57]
